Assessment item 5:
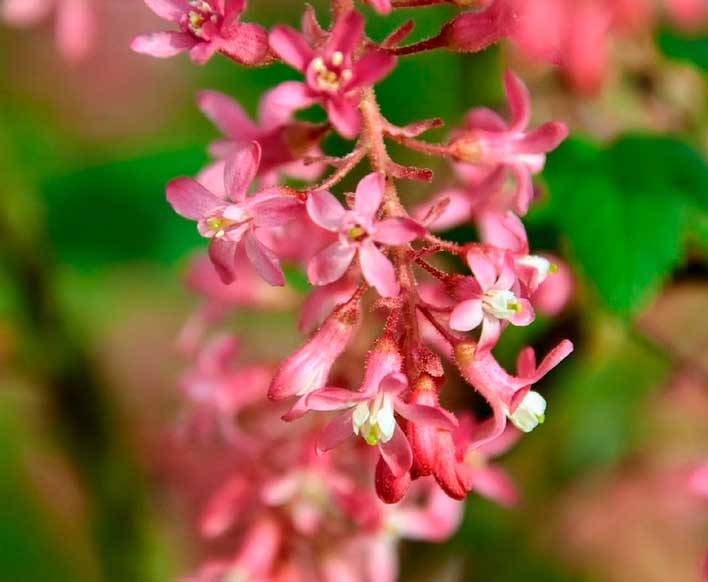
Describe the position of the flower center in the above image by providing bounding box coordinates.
[482,289,522,320]
[346,224,366,241]
[186,0,218,38]
[507,391,546,433]
[309,52,353,93]
[352,395,395,445]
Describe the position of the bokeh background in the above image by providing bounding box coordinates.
[0,1,706,581]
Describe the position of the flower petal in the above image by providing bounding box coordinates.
[509,299,534,326]
[325,97,362,139]
[504,70,531,132]
[467,252,496,291]
[243,230,284,286]
[306,190,346,231]
[260,81,315,128]
[197,90,258,140]
[316,410,355,453]
[306,388,364,411]
[224,142,260,202]
[166,177,224,220]
[395,402,458,432]
[461,465,518,506]
[517,121,568,154]
[354,172,385,220]
[478,315,502,353]
[143,0,186,22]
[268,25,314,71]
[373,217,425,245]
[220,22,269,65]
[348,50,396,89]
[130,31,195,58]
[307,241,356,286]
[250,190,302,227]
[327,9,364,56]
[359,240,398,297]
[449,299,483,332]
[208,238,238,284]
[378,424,412,477]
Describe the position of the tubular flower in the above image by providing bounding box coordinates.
[268,10,396,138]
[449,70,568,215]
[307,339,457,478]
[307,172,425,297]
[455,339,573,447]
[166,141,302,285]
[268,293,361,419]
[450,251,534,353]
[131,0,269,64]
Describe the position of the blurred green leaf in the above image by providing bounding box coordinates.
[657,28,708,71]
[42,148,207,268]
[546,135,707,314]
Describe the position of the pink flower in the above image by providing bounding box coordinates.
[449,251,534,353]
[307,339,457,478]
[268,10,396,138]
[196,88,326,192]
[268,293,361,418]
[454,339,573,447]
[306,172,425,297]
[131,0,269,65]
[166,141,302,285]
[1,0,96,62]
[449,70,567,215]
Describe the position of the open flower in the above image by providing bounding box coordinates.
[455,339,573,447]
[196,88,326,192]
[166,141,302,285]
[131,0,269,64]
[307,339,457,477]
[450,251,534,353]
[450,70,567,215]
[306,172,425,297]
[268,9,395,138]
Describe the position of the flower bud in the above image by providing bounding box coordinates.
[375,456,411,504]
[439,0,519,53]
[268,295,360,402]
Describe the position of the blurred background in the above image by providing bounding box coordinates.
[0,1,706,581]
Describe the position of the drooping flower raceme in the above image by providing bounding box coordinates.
[134,1,578,577]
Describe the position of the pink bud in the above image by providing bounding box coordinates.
[375,456,411,504]
[440,0,519,53]
[268,293,360,403]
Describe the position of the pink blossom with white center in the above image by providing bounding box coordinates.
[1,0,95,62]
[307,339,457,478]
[450,251,535,353]
[455,339,573,448]
[196,88,326,193]
[166,141,303,286]
[449,70,568,215]
[131,0,269,65]
[268,9,396,138]
[306,172,425,298]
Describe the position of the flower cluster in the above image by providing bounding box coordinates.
[134,0,578,577]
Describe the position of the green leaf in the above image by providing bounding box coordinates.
[657,28,708,71]
[545,135,707,313]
